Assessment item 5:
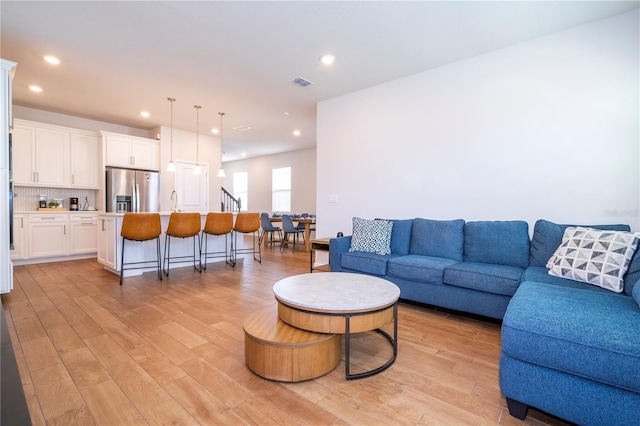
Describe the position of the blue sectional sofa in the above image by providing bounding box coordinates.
[329,218,640,424]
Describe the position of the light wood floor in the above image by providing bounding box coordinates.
[3,242,570,425]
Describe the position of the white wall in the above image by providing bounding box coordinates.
[222,148,316,215]
[153,125,221,212]
[317,10,640,237]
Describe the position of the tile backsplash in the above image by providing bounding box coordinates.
[14,186,97,211]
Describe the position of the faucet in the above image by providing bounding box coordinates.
[170,190,178,212]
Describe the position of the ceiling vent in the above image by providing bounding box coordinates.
[291,77,313,87]
[233,124,252,132]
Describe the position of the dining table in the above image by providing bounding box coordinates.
[269,216,315,252]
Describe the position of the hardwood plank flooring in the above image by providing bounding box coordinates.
[2,240,570,425]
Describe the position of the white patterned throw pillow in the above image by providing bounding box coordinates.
[349,217,393,255]
[546,227,640,292]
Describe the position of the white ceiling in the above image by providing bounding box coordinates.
[2,1,638,162]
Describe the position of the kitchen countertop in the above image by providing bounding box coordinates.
[15,210,101,214]
[97,211,224,216]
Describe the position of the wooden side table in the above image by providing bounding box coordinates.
[243,306,341,382]
[310,237,331,272]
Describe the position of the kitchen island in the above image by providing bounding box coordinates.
[97,212,242,277]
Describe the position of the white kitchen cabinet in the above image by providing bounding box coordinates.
[69,213,98,254]
[97,215,116,269]
[102,132,159,171]
[28,214,69,258]
[11,214,27,260]
[11,124,35,185]
[70,132,99,188]
[12,120,70,187]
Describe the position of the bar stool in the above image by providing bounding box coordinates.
[201,212,234,269]
[163,212,202,276]
[119,213,162,285]
[232,212,261,265]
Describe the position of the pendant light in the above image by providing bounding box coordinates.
[217,112,226,178]
[166,97,176,172]
[193,105,202,175]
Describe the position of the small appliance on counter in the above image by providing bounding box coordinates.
[37,198,67,211]
[69,197,79,211]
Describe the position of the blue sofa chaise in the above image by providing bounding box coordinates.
[329,218,640,424]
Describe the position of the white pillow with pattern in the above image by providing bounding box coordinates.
[547,227,640,292]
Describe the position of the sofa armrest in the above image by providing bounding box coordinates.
[330,236,352,271]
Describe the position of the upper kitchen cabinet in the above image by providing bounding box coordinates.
[12,121,70,187]
[101,132,159,171]
[70,132,99,188]
[12,119,99,189]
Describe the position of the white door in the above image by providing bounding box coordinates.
[175,161,209,212]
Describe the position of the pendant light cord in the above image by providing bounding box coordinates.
[195,105,202,165]
[168,97,175,161]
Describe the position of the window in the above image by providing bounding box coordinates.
[272,167,291,213]
[233,171,248,212]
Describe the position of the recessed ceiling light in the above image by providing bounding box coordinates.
[211,128,219,134]
[29,85,43,93]
[140,111,150,118]
[293,130,301,136]
[241,152,247,157]
[284,112,290,116]
[320,54,336,65]
[44,55,60,65]
[233,125,252,132]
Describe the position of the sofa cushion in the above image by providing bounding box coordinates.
[387,255,458,284]
[443,262,523,296]
[546,227,640,293]
[349,217,393,255]
[409,218,464,261]
[463,221,530,268]
[521,266,613,294]
[633,281,640,309]
[340,251,395,276]
[502,281,640,393]
[529,219,631,268]
[377,218,413,256]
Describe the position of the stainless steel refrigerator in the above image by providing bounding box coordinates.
[105,167,160,213]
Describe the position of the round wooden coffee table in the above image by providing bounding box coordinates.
[273,272,400,380]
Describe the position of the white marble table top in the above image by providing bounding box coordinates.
[273,272,400,313]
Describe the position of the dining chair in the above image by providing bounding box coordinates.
[297,213,315,234]
[201,212,234,269]
[119,213,162,285]
[260,212,282,247]
[281,214,305,251]
[163,212,202,276]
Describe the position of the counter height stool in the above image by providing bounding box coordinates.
[201,212,234,269]
[119,213,162,285]
[163,212,202,276]
[232,212,261,265]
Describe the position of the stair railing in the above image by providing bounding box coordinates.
[221,187,241,212]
